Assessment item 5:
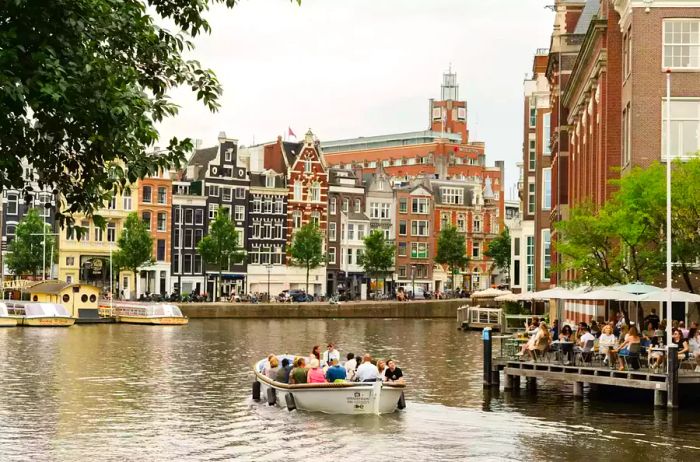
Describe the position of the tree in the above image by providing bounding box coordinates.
[113,213,154,294]
[435,226,469,290]
[289,223,324,295]
[197,208,243,300]
[358,229,395,295]
[485,227,511,274]
[0,0,300,227]
[6,209,56,278]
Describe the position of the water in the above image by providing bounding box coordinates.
[0,319,698,461]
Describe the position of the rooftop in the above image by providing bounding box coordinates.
[321,130,463,154]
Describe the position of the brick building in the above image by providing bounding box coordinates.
[394,182,434,293]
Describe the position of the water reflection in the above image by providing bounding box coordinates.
[0,319,698,460]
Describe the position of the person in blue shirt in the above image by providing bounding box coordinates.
[325,358,347,382]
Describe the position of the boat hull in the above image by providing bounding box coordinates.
[0,317,18,327]
[21,317,75,327]
[117,316,189,325]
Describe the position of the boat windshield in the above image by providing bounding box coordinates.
[0,303,8,317]
[23,303,70,317]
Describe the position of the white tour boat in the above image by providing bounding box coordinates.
[4,301,76,327]
[0,302,19,327]
[99,302,189,325]
[253,355,406,415]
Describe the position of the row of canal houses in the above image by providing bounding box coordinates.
[1,129,502,300]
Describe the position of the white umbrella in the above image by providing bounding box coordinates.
[471,288,512,298]
[494,293,519,302]
[636,290,700,303]
[570,288,641,301]
[613,281,663,294]
[528,287,577,300]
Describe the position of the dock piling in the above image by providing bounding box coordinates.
[654,388,666,408]
[573,381,583,399]
[504,374,514,390]
[666,344,679,409]
[482,327,492,387]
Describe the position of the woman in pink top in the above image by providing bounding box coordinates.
[306,358,326,383]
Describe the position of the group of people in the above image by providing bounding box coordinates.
[263,343,405,384]
[516,311,700,372]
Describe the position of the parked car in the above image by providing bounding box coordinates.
[289,290,313,303]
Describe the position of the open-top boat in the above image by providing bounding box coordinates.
[0,302,19,327]
[4,301,76,327]
[253,355,406,415]
[99,302,189,325]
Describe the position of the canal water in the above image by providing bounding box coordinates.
[1,319,699,461]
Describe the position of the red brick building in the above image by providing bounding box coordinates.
[137,170,173,295]
[394,183,434,293]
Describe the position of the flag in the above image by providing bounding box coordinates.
[288,126,297,138]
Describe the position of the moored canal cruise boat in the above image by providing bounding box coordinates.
[253,356,406,415]
[0,303,19,327]
[4,301,76,327]
[100,302,189,325]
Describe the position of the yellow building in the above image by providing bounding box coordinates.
[58,187,136,299]
[24,280,101,318]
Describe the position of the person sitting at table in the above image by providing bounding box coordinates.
[642,322,656,342]
[598,324,617,366]
[527,322,551,361]
[574,325,596,363]
[613,325,641,371]
[689,328,700,372]
[557,325,574,364]
[550,319,559,341]
[525,316,540,335]
[679,321,690,339]
[559,325,573,342]
[673,328,691,363]
[590,320,601,338]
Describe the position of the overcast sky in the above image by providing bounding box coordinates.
[157,0,555,198]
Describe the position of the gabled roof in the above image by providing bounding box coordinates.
[281,141,304,168]
[23,280,97,295]
[188,146,218,180]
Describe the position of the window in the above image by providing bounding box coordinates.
[661,99,700,160]
[122,188,132,210]
[224,149,232,162]
[513,260,521,286]
[264,175,275,189]
[411,198,429,214]
[66,226,75,240]
[328,248,336,264]
[195,209,204,225]
[222,187,232,201]
[66,256,75,266]
[410,242,428,259]
[543,112,551,156]
[528,137,536,171]
[6,193,18,215]
[311,183,321,202]
[94,227,103,242]
[472,267,481,290]
[357,248,363,262]
[157,212,167,231]
[380,203,390,219]
[369,202,379,218]
[293,211,302,229]
[174,207,181,225]
[411,220,429,236]
[398,266,407,278]
[274,197,284,214]
[542,229,551,280]
[234,205,245,222]
[194,255,203,274]
[663,20,700,69]
[184,254,192,274]
[311,211,320,226]
[542,168,552,210]
[347,248,353,265]
[399,220,407,235]
[184,229,193,248]
[529,106,536,127]
[143,186,152,203]
[158,187,167,204]
[399,198,407,213]
[441,187,463,205]
[398,242,407,256]
[185,208,193,224]
[235,188,245,199]
[193,229,202,247]
[107,223,116,242]
[304,158,313,173]
[223,167,233,178]
[514,237,521,256]
[330,197,336,215]
[108,195,116,210]
[157,239,166,261]
[142,212,151,230]
[342,198,349,213]
[174,228,180,248]
[622,104,632,166]
[440,214,449,230]
[354,199,361,213]
[348,223,355,240]
[208,203,219,219]
[526,236,535,291]
[358,224,365,240]
[472,241,480,258]
[473,215,481,232]
[253,197,262,213]
[457,215,466,232]
[208,185,219,197]
[623,29,632,78]
[293,182,302,201]
[329,222,337,241]
[528,182,536,215]
[36,193,52,217]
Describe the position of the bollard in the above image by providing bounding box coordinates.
[483,327,492,387]
[666,344,679,409]
[654,388,666,408]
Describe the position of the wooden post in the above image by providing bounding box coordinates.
[483,327,492,387]
[654,389,666,408]
[573,381,583,399]
[491,369,500,387]
[667,344,679,409]
[504,374,514,390]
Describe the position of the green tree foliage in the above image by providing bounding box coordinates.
[0,0,300,227]
[357,229,395,293]
[113,213,154,282]
[289,223,324,295]
[197,208,243,299]
[435,226,469,290]
[6,209,56,278]
[485,227,511,273]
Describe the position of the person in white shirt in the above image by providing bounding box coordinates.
[344,352,357,381]
[355,354,380,382]
[598,324,617,366]
[575,325,596,363]
[321,343,340,367]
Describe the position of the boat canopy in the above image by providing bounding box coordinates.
[0,303,9,317]
[107,302,184,318]
[4,301,71,317]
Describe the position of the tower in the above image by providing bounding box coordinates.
[429,68,469,143]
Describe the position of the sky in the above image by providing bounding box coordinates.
[157,0,555,199]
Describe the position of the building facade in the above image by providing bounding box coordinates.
[394,183,434,292]
[171,178,207,296]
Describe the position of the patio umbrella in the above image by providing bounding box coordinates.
[613,281,663,294]
[636,290,700,303]
[494,293,519,302]
[528,287,578,300]
[570,289,641,301]
[471,288,512,298]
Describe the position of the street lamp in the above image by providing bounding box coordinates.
[411,264,416,300]
[664,69,673,344]
[266,263,273,302]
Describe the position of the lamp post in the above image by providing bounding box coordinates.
[411,264,416,300]
[665,69,673,343]
[266,263,273,302]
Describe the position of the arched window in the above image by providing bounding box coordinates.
[311,211,320,226]
[293,211,302,229]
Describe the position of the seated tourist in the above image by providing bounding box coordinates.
[689,329,700,372]
[527,322,551,361]
[590,320,601,338]
[384,359,404,383]
[679,321,690,339]
[307,358,326,383]
[325,358,347,382]
[309,345,321,365]
[559,325,573,341]
[344,353,357,381]
[264,355,279,379]
[598,324,617,366]
[614,325,641,371]
[356,354,380,382]
[275,358,293,383]
[673,328,691,362]
[321,343,340,367]
[576,325,595,348]
[525,316,540,335]
[289,357,308,384]
[376,359,387,381]
[550,319,559,341]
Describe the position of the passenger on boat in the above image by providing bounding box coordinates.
[356,354,380,382]
[376,359,387,381]
[598,324,617,366]
[307,359,326,383]
[384,359,404,383]
[265,356,280,379]
[309,345,321,365]
[325,358,347,382]
[344,353,357,381]
[276,358,293,383]
[321,343,340,367]
[289,358,308,384]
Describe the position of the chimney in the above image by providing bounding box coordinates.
[218,131,226,144]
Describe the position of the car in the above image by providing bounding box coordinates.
[398,286,426,300]
[289,290,313,303]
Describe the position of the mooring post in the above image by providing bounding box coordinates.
[573,381,583,399]
[654,388,666,408]
[483,327,492,387]
[491,368,500,387]
[666,344,679,409]
[504,374,514,390]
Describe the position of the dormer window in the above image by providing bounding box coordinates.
[266,175,275,189]
[304,158,313,173]
[354,199,361,213]
[224,149,232,162]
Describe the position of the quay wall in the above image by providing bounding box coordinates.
[177,299,468,319]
